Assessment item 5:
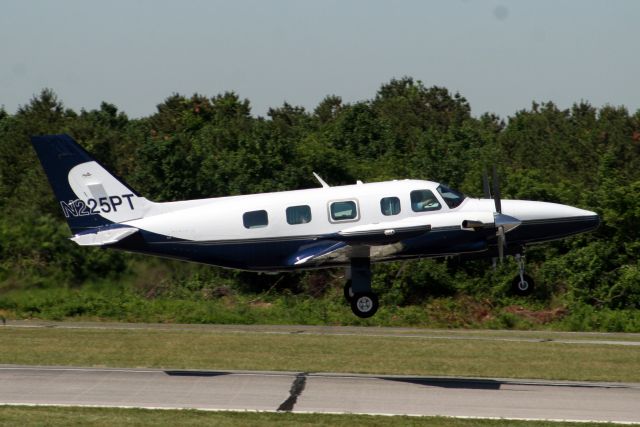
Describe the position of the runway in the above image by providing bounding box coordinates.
[1,365,639,423]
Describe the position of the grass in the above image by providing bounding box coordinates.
[3,286,640,332]
[1,325,639,382]
[0,406,614,427]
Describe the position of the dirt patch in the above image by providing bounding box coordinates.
[427,296,495,327]
[504,305,568,324]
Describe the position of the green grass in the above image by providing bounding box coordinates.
[0,406,613,427]
[1,325,639,382]
[3,287,640,332]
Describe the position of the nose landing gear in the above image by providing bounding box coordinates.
[511,253,535,296]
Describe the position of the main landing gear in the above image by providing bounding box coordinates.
[344,258,379,318]
[342,251,534,318]
[511,253,535,296]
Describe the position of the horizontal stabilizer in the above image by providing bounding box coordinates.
[70,227,139,246]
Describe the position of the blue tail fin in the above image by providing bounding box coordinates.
[31,134,146,234]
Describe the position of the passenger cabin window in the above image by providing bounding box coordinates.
[437,184,466,209]
[380,197,401,216]
[243,210,268,229]
[410,190,441,212]
[286,205,312,225]
[330,200,358,221]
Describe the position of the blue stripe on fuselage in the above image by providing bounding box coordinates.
[106,215,599,271]
[110,227,494,271]
[505,215,600,246]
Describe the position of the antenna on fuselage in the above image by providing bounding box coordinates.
[313,172,330,188]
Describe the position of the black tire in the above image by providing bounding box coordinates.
[511,274,535,296]
[350,292,379,318]
[343,280,354,302]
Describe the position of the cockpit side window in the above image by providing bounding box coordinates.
[436,185,466,209]
[410,190,441,212]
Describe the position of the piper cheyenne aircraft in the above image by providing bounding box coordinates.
[31,134,599,318]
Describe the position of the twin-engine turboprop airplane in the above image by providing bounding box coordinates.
[31,134,600,318]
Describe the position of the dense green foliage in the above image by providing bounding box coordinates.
[1,79,639,329]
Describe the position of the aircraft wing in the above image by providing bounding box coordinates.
[289,221,431,267]
[330,223,430,244]
[289,241,350,266]
[70,227,139,246]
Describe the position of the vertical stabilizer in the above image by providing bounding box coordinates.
[31,134,148,234]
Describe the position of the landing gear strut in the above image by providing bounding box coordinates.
[343,280,354,302]
[511,253,535,296]
[345,257,379,318]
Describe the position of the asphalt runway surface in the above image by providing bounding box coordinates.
[1,365,639,423]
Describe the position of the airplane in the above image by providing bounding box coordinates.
[31,134,600,318]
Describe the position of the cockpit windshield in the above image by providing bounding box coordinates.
[436,184,466,209]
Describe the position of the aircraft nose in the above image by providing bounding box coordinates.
[575,209,600,231]
[501,200,596,221]
[556,205,600,232]
[552,207,600,237]
[569,206,598,218]
[499,200,600,242]
[541,203,598,221]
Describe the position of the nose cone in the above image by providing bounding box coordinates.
[500,200,599,243]
[500,200,596,221]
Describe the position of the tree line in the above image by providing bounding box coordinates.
[1,77,639,312]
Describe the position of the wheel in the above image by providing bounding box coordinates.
[343,280,354,302]
[350,292,379,318]
[511,274,535,296]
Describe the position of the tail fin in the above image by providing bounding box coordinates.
[31,134,147,234]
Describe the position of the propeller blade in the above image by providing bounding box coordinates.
[497,225,505,262]
[482,169,491,199]
[492,165,502,214]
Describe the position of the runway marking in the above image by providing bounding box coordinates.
[1,403,639,425]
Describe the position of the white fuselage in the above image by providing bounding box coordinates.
[124,179,595,243]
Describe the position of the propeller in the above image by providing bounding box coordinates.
[482,169,492,199]
[492,166,502,214]
[492,166,505,261]
[486,166,520,262]
[463,168,521,262]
